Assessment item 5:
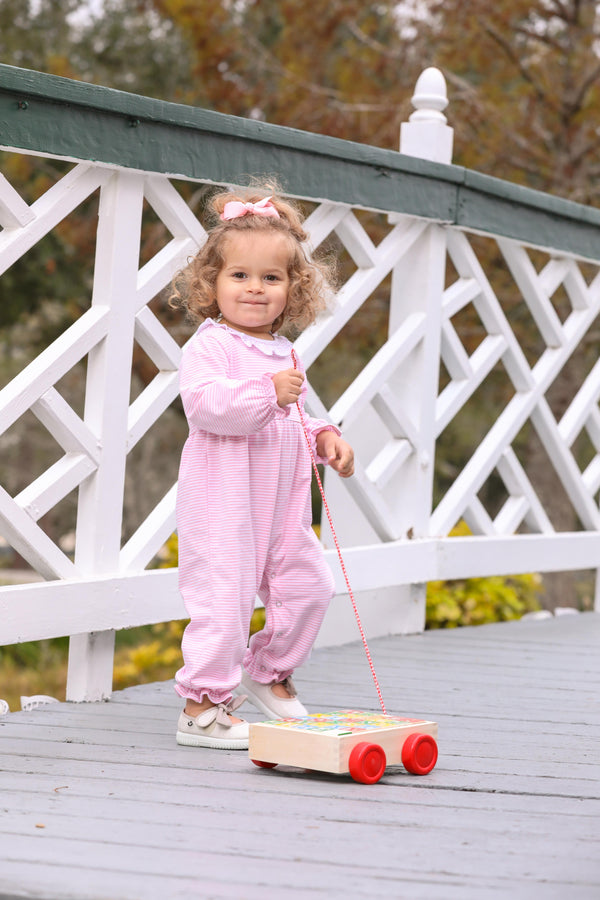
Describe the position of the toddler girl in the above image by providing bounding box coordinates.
[171,187,354,750]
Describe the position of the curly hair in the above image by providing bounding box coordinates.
[169,185,335,334]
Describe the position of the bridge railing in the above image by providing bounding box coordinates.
[0,64,599,700]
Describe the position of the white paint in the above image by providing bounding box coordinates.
[400,67,454,163]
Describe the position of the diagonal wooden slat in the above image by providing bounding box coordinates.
[0,307,109,433]
[126,371,180,451]
[442,275,481,318]
[0,164,110,276]
[334,211,379,267]
[328,312,426,425]
[303,201,349,249]
[119,484,178,573]
[530,398,600,530]
[371,384,419,446]
[584,406,600,452]
[15,454,97,522]
[582,455,600,496]
[0,485,78,580]
[493,494,530,535]
[446,230,535,392]
[499,239,566,348]
[558,356,600,447]
[0,172,35,227]
[135,235,200,309]
[133,307,182,371]
[435,334,506,436]
[496,447,554,534]
[440,318,473,381]
[295,218,427,367]
[143,176,206,244]
[365,438,413,490]
[463,495,496,536]
[31,390,100,461]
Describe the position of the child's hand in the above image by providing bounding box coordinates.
[316,432,355,478]
[271,368,304,408]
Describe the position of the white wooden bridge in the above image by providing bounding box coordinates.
[1,613,599,899]
[0,64,600,897]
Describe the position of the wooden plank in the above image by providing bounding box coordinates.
[0,164,110,278]
[0,483,78,579]
[0,568,184,644]
[0,306,109,432]
[0,615,598,900]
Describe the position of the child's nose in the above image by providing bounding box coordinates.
[247,277,264,293]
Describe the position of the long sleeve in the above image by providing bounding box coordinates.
[179,330,289,436]
[293,354,341,464]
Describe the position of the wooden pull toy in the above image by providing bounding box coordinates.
[248,360,439,785]
[249,710,438,784]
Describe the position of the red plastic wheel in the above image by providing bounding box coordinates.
[401,733,438,775]
[251,759,277,769]
[348,742,387,784]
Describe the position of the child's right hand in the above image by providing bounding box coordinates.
[271,368,304,408]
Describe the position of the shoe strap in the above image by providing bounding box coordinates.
[279,677,297,697]
[196,694,247,728]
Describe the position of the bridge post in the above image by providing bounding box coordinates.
[66,171,145,701]
[315,68,455,646]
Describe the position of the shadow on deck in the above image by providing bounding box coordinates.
[1,613,599,900]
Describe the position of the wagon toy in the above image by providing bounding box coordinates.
[249,709,438,784]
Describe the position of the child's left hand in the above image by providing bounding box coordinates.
[316,431,354,478]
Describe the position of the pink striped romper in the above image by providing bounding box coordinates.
[174,318,339,706]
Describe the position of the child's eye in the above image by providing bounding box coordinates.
[232,271,247,279]
[265,274,280,282]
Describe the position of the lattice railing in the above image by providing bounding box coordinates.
[0,64,599,700]
[432,232,600,538]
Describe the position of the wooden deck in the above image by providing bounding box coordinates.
[1,613,599,900]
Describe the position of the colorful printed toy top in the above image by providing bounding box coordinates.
[262,710,431,735]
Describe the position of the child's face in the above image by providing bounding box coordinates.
[215,231,290,338]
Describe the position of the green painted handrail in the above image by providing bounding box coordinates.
[0,63,598,260]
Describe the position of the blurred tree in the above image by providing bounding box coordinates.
[147,0,426,146]
[430,0,600,203]
[0,0,193,334]
[146,0,600,199]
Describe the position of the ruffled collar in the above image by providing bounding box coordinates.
[199,318,292,357]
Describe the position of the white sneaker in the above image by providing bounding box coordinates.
[240,672,308,719]
[176,698,249,749]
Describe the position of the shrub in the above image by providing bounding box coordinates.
[426,572,543,628]
[425,522,543,628]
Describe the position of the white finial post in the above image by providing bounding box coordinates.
[400,67,454,164]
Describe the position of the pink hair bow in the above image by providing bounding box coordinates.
[220,196,280,221]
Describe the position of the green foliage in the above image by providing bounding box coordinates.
[425,523,544,629]
[426,572,543,629]
[113,620,184,691]
[0,0,193,334]
[0,636,69,711]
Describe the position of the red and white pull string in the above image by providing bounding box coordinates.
[291,350,387,716]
